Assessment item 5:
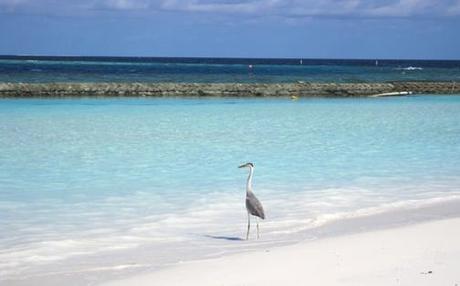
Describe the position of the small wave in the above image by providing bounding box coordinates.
[396,66,423,71]
[264,194,460,235]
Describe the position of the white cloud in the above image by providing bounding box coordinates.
[447,0,460,15]
[103,0,149,10]
[160,0,281,14]
[281,0,364,17]
[366,0,438,17]
[158,0,460,18]
[1,0,460,17]
[0,0,28,5]
[0,0,29,11]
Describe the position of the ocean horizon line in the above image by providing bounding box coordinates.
[2,54,460,65]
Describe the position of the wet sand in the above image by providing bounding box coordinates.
[101,217,460,286]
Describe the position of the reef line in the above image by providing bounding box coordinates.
[0,82,459,97]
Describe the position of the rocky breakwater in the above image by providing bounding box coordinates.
[0,82,459,97]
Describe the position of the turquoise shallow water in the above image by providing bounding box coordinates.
[1,96,460,284]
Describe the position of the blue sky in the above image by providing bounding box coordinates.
[1,0,460,59]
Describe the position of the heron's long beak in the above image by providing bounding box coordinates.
[238,164,247,168]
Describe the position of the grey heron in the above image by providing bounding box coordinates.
[238,162,265,240]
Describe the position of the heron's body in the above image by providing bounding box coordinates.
[239,162,265,239]
[246,191,265,219]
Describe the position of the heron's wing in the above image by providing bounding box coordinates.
[246,192,265,219]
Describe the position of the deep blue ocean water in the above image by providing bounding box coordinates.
[1,56,460,83]
[1,96,460,285]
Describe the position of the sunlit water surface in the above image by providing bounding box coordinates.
[1,96,460,285]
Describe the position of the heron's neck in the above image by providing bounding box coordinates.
[246,167,254,193]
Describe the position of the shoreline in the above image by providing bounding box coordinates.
[1,81,460,97]
[97,197,460,286]
[100,216,460,286]
[3,196,460,286]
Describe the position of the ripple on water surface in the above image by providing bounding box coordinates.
[0,96,460,284]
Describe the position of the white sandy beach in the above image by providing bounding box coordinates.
[102,217,460,286]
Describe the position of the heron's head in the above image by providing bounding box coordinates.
[238,162,254,169]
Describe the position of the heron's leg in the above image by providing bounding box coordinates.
[256,217,260,239]
[246,212,251,240]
